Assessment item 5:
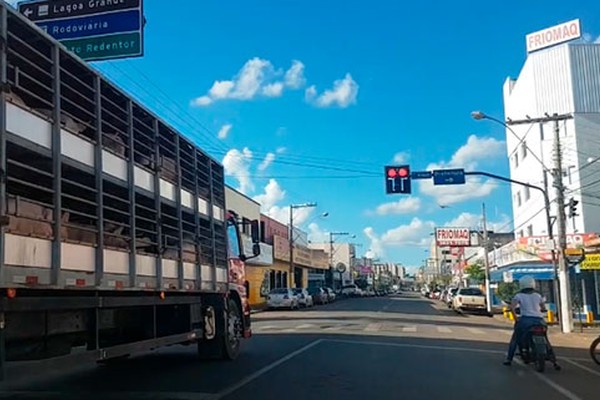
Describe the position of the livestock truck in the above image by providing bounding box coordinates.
[0,2,260,381]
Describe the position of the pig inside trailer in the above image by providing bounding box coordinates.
[0,3,260,380]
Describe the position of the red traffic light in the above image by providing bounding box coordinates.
[387,169,397,178]
[398,168,408,178]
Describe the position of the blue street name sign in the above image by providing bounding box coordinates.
[18,0,144,61]
[411,171,433,180]
[432,169,466,185]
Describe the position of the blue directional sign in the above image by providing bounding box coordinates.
[411,171,433,180]
[18,0,144,62]
[432,169,466,185]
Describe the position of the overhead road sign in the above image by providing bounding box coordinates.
[411,170,432,180]
[18,0,144,62]
[432,169,465,185]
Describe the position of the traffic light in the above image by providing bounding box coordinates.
[385,165,411,194]
[568,197,579,218]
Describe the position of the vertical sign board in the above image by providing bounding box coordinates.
[526,19,581,53]
[18,0,144,61]
[435,228,471,247]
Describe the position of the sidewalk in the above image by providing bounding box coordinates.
[493,314,599,349]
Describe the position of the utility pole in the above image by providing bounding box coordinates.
[289,203,317,289]
[481,203,493,315]
[552,116,573,333]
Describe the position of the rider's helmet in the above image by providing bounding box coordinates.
[519,275,536,290]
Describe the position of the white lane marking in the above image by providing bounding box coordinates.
[324,326,343,331]
[215,339,324,399]
[280,329,296,333]
[255,325,278,330]
[514,359,583,400]
[328,338,505,355]
[466,328,485,335]
[436,326,452,333]
[295,324,316,329]
[498,330,513,335]
[402,326,417,333]
[562,358,600,378]
[364,323,381,332]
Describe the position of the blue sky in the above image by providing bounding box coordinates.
[8,0,600,271]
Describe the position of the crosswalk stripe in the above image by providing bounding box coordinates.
[436,326,452,333]
[402,326,417,332]
[364,323,381,332]
[296,324,316,329]
[324,326,343,331]
[466,327,485,335]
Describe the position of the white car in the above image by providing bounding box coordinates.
[341,284,361,297]
[292,288,314,308]
[267,288,299,310]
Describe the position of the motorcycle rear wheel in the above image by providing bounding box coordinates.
[536,353,546,372]
[590,336,600,365]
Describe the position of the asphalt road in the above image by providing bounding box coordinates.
[1,293,599,399]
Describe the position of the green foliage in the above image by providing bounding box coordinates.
[464,260,485,283]
[497,282,519,303]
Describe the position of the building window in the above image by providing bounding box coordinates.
[527,224,533,237]
[521,142,527,159]
[519,230,524,238]
[524,186,530,201]
[513,153,519,168]
[516,191,522,207]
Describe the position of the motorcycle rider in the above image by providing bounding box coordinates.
[503,275,554,366]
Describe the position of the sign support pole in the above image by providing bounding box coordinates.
[482,203,493,315]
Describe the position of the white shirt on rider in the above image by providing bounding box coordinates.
[513,292,544,318]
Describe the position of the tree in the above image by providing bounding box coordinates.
[497,282,519,303]
[464,260,485,284]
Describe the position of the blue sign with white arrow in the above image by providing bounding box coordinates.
[411,171,433,180]
[432,169,466,185]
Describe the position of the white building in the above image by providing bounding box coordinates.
[503,42,600,237]
[308,242,355,287]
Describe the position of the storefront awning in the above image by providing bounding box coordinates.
[490,263,555,282]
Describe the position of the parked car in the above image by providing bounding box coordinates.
[308,287,329,305]
[341,284,361,297]
[323,287,337,302]
[292,288,314,308]
[267,288,299,310]
[452,287,487,314]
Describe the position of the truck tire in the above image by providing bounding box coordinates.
[198,298,241,361]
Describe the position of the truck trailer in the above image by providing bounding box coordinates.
[0,2,259,381]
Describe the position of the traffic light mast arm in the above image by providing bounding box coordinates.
[464,171,553,238]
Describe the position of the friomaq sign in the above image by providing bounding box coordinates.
[526,19,581,53]
[435,227,471,247]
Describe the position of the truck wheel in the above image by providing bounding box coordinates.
[198,298,241,361]
[223,298,242,360]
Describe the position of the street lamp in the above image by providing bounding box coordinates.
[289,202,317,288]
[472,110,561,328]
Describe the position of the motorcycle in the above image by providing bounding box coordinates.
[519,323,561,373]
[590,335,600,365]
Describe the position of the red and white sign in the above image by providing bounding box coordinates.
[435,228,471,247]
[526,19,581,53]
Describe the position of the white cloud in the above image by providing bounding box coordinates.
[191,58,306,106]
[276,147,287,154]
[364,227,385,258]
[306,73,359,108]
[284,60,306,89]
[258,152,276,172]
[308,223,329,243]
[252,179,314,226]
[364,218,435,258]
[370,197,421,216]
[444,212,481,229]
[393,152,410,164]
[419,134,504,205]
[217,123,232,140]
[222,147,254,194]
[262,82,284,97]
[253,179,285,210]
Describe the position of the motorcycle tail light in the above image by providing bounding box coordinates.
[531,326,546,334]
